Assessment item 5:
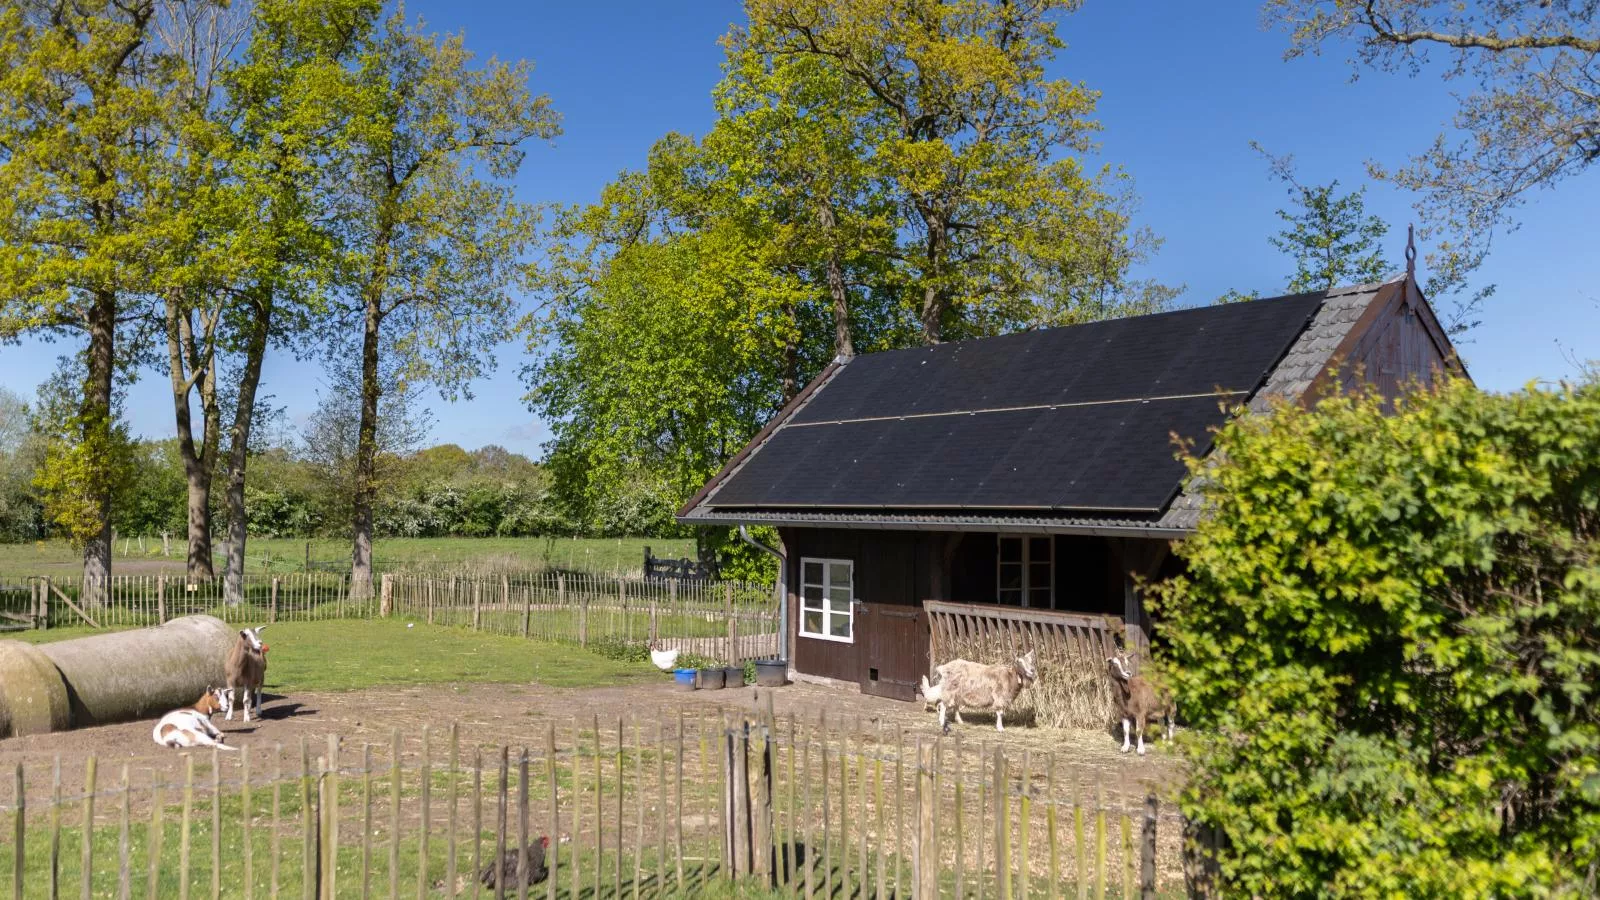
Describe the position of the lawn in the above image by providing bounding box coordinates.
[7,619,662,692]
[0,535,697,578]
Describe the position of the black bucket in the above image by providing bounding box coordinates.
[697,667,725,690]
[722,665,746,687]
[754,659,787,687]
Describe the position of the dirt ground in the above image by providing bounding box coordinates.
[0,677,1183,809]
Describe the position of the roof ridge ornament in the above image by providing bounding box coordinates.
[1404,223,1417,281]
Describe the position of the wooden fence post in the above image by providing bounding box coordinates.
[11,764,21,899]
[472,581,482,631]
[915,738,937,900]
[41,576,50,630]
[997,748,1012,900]
[502,574,510,618]
[732,720,752,878]
[379,574,393,618]
[578,586,588,648]
[725,583,736,663]
[268,578,278,624]
[1141,795,1157,899]
[618,577,628,644]
[521,579,533,639]
[323,735,339,899]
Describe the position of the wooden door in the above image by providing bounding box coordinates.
[857,601,927,701]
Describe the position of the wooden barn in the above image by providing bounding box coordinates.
[677,274,1464,700]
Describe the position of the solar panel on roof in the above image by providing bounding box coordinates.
[705,292,1324,514]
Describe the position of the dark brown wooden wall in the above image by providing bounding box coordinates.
[781,528,933,693]
[781,528,1137,695]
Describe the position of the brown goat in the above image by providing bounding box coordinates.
[1106,651,1174,755]
[919,649,1038,733]
[224,626,269,722]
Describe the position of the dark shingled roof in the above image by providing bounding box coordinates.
[678,278,1398,536]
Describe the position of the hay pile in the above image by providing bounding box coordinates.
[933,627,1118,731]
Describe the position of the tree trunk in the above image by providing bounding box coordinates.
[80,289,116,604]
[816,201,854,360]
[223,296,271,605]
[164,296,219,582]
[780,302,799,404]
[919,212,948,345]
[350,284,384,601]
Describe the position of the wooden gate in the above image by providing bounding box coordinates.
[857,601,927,701]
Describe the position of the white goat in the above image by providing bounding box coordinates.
[223,626,269,722]
[152,689,235,751]
[1107,651,1174,755]
[919,649,1038,733]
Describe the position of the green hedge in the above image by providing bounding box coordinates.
[1154,378,1600,896]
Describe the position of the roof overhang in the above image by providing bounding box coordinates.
[677,508,1193,539]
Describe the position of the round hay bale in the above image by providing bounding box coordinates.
[0,640,72,738]
[35,614,235,728]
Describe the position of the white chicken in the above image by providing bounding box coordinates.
[648,640,681,672]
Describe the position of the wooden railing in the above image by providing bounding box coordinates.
[925,600,1123,666]
[923,600,1125,730]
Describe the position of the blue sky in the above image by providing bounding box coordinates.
[2,1,1595,458]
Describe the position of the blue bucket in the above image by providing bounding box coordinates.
[673,668,698,691]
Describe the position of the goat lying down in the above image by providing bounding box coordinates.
[152,689,235,751]
[1107,651,1174,755]
[919,650,1037,733]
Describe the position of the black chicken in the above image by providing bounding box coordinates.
[478,836,549,890]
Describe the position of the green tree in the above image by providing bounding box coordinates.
[1259,146,1390,293]
[743,0,1171,343]
[334,10,559,597]
[1153,379,1600,895]
[530,207,791,536]
[213,0,380,602]
[145,1,251,582]
[1214,148,1391,305]
[1260,1,1593,328]
[301,353,433,538]
[27,357,138,552]
[0,386,41,541]
[527,0,1171,543]
[0,0,201,595]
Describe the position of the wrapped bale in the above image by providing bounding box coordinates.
[0,641,72,738]
[33,614,235,730]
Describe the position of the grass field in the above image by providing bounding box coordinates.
[0,535,697,578]
[8,619,664,692]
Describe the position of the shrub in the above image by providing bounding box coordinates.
[1152,378,1600,897]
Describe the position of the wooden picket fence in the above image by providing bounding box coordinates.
[0,574,375,631]
[0,706,1191,899]
[0,572,780,665]
[384,573,780,664]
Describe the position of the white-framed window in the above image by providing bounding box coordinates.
[799,557,854,642]
[997,535,1054,608]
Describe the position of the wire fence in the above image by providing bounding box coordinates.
[0,706,1197,899]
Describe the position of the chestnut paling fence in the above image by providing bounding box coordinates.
[0,708,1197,899]
[385,573,779,664]
[0,572,780,664]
